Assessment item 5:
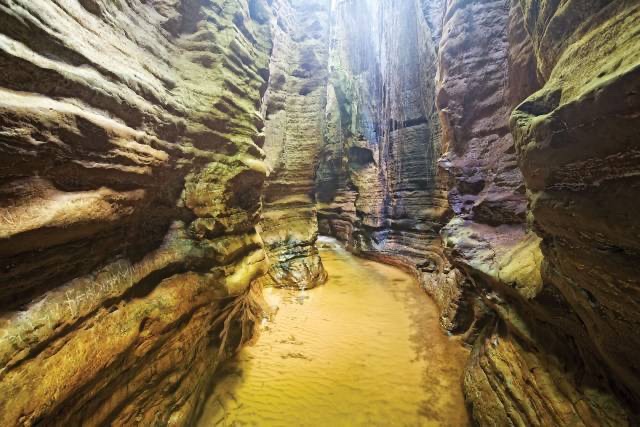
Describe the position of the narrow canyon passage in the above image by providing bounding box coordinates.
[197,237,469,426]
[1,0,639,424]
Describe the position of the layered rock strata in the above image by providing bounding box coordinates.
[0,0,639,425]
[315,0,465,330]
[259,0,330,289]
[437,0,640,423]
[512,0,640,417]
[0,0,273,423]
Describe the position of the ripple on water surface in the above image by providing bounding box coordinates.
[198,237,469,426]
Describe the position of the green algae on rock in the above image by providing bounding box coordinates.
[0,0,273,423]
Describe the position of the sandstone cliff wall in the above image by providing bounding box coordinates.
[1,0,639,425]
[259,0,330,289]
[512,0,640,417]
[315,0,469,330]
[0,0,274,423]
[437,0,640,424]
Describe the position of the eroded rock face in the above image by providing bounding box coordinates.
[315,0,468,330]
[437,0,640,423]
[259,0,330,289]
[1,0,639,424]
[512,0,640,412]
[0,0,273,423]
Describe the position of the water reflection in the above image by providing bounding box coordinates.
[198,237,469,426]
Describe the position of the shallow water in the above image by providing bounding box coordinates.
[198,237,469,426]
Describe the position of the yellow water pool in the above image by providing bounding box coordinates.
[198,237,469,426]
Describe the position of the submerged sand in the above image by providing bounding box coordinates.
[198,237,469,426]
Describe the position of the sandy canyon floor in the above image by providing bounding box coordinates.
[198,237,469,426]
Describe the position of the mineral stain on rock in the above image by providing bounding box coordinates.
[197,237,469,426]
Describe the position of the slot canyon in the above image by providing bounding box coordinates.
[0,0,639,425]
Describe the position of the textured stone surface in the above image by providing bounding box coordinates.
[436,0,539,339]
[512,0,640,412]
[0,0,273,423]
[1,0,639,424]
[315,0,466,330]
[436,0,639,423]
[259,0,330,290]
